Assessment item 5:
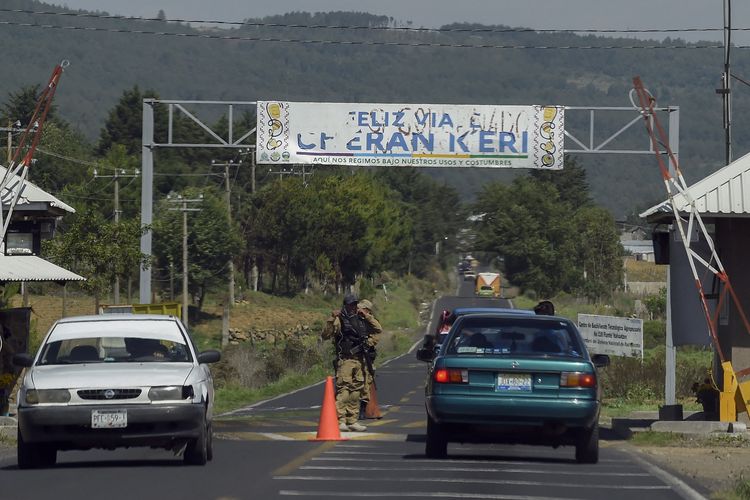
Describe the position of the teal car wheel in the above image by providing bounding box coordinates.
[425,415,447,459]
[575,422,599,464]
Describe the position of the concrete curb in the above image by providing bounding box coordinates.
[612,414,749,438]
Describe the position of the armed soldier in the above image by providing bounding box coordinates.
[322,293,382,432]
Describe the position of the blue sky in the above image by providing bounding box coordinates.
[51,0,750,44]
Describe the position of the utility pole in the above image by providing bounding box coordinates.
[719,0,733,165]
[211,159,241,306]
[268,165,313,185]
[168,194,202,328]
[94,167,139,304]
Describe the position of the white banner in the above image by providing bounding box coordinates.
[577,314,643,358]
[256,101,564,169]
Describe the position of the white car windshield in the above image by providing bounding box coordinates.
[37,319,192,364]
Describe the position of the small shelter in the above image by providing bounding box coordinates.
[642,150,750,404]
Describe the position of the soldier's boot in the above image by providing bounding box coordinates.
[348,422,367,432]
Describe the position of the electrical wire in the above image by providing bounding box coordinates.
[1,8,748,36]
[0,19,731,50]
[35,147,99,167]
[153,172,223,177]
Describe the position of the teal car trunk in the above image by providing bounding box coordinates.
[418,312,609,463]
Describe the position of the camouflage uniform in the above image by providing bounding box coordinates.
[357,299,380,407]
[322,296,382,428]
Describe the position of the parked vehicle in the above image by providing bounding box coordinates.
[475,272,501,297]
[416,312,609,463]
[13,314,221,469]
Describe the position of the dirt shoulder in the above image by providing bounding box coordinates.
[627,436,750,497]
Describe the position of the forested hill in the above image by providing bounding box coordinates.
[1,0,748,216]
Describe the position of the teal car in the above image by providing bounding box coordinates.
[417,313,609,463]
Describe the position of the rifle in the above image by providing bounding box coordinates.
[362,345,377,389]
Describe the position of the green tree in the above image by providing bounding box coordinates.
[375,167,463,275]
[474,177,578,297]
[96,85,161,156]
[44,209,148,312]
[574,206,624,301]
[152,186,241,309]
[530,157,592,209]
[1,84,57,128]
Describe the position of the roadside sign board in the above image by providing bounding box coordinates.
[577,314,643,358]
[256,101,564,169]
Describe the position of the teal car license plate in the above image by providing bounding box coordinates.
[496,373,532,392]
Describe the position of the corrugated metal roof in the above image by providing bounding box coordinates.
[0,256,85,282]
[641,150,750,219]
[0,165,75,213]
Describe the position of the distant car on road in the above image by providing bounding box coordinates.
[462,270,476,281]
[417,312,609,463]
[13,314,221,469]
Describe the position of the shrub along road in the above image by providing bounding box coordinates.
[0,292,708,500]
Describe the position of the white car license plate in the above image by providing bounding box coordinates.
[496,373,532,392]
[91,409,127,429]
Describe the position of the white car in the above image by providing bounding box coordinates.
[13,314,220,469]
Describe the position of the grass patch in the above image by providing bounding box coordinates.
[630,431,686,446]
[717,477,750,500]
[0,432,16,448]
[215,364,330,415]
[600,397,701,419]
[625,259,667,282]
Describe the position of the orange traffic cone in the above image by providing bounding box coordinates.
[310,376,348,441]
[364,383,382,419]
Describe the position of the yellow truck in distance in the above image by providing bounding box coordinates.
[475,272,501,298]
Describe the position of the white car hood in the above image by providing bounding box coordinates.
[30,363,195,389]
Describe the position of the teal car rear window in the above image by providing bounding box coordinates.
[445,317,584,357]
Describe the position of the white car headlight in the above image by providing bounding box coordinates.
[148,386,193,401]
[25,389,71,404]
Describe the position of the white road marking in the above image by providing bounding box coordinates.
[299,465,649,476]
[280,491,574,499]
[312,456,636,466]
[259,432,296,441]
[275,475,670,490]
[319,451,631,464]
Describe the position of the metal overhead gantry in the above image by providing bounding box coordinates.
[139,99,256,302]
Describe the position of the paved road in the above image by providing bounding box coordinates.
[0,290,709,500]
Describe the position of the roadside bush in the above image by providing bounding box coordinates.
[643,320,666,349]
[600,346,711,402]
[213,333,333,390]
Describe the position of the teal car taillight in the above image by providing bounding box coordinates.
[560,371,596,388]
[434,368,468,384]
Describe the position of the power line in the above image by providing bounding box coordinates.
[0,20,733,49]
[35,147,99,167]
[1,8,749,36]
